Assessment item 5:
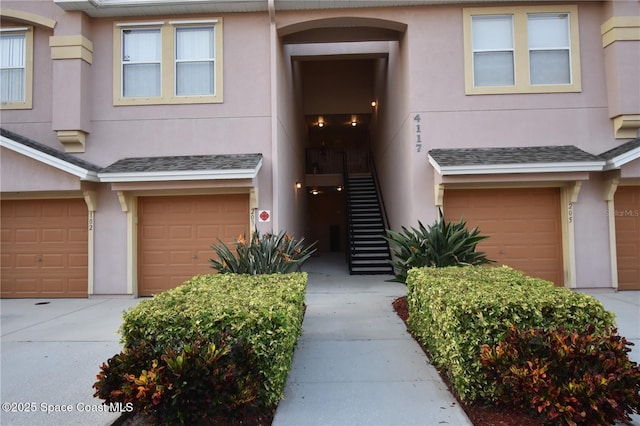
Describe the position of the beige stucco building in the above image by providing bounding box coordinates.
[1,0,639,297]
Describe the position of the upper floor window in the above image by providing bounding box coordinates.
[1,27,33,109]
[464,5,581,95]
[114,19,222,105]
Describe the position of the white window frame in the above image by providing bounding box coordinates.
[174,25,216,97]
[113,18,223,105]
[1,26,33,110]
[463,5,581,95]
[527,13,572,86]
[471,15,515,88]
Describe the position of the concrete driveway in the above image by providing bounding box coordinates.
[0,298,140,426]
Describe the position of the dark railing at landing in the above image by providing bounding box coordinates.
[305,147,370,175]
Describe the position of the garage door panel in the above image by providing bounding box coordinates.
[197,224,220,239]
[142,250,165,265]
[42,279,65,293]
[138,195,249,296]
[42,229,65,243]
[169,250,195,265]
[14,278,37,293]
[196,200,222,213]
[68,228,87,242]
[170,225,193,240]
[13,203,37,217]
[444,188,563,286]
[15,254,37,268]
[15,229,37,243]
[141,225,165,240]
[68,253,87,267]
[1,199,88,298]
[42,253,65,267]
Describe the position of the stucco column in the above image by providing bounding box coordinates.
[50,34,93,152]
[601,2,640,138]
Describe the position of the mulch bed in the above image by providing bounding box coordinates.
[392,296,543,426]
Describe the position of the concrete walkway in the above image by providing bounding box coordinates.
[272,254,472,426]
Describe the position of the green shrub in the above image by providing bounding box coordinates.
[406,266,616,402]
[210,230,317,274]
[480,325,640,425]
[384,209,493,283]
[93,336,262,425]
[117,273,307,407]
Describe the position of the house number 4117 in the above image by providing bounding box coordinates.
[414,114,422,152]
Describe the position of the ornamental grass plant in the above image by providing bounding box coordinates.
[210,230,317,274]
[384,209,493,283]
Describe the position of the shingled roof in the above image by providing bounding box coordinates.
[599,138,640,170]
[428,145,605,175]
[99,154,263,182]
[0,128,101,181]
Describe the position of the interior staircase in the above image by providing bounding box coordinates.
[346,174,394,275]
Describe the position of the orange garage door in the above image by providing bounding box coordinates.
[138,194,250,296]
[1,199,88,298]
[615,186,640,290]
[444,187,563,286]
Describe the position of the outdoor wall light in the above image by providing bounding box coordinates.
[311,188,319,195]
[336,186,343,192]
[351,120,357,127]
[371,100,377,107]
[296,182,302,189]
[318,121,324,128]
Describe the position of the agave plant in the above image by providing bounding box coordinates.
[210,230,317,274]
[384,209,493,283]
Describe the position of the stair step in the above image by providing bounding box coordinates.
[351,253,390,264]
[346,174,392,275]
[351,235,387,247]
[351,257,389,266]
[349,265,394,275]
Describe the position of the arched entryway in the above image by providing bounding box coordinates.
[278,16,406,274]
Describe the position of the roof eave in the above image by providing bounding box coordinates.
[431,161,606,176]
[603,146,640,170]
[54,0,519,16]
[1,135,100,182]
[98,167,261,183]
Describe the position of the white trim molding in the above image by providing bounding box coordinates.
[0,134,99,181]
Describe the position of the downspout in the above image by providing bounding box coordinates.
[268,0,279,231]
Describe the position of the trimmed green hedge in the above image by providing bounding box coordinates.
[406,266,616,402]
[119,273,307,407]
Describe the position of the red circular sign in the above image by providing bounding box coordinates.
[259,211,270,221]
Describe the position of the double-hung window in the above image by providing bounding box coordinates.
[1,26,33,109]
[175,27,215,96]
[471,15,515,87]
[528,13,571,85]
[122,28,161,98]
[464,5,581,94]
[114,19,222,105]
